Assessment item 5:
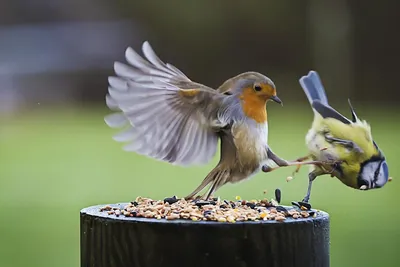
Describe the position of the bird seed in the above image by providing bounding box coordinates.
[99,195,321,223]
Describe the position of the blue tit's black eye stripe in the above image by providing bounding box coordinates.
[360,155,384,167]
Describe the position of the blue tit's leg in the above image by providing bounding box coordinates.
[302,169,325,203]
[325,135,364,154]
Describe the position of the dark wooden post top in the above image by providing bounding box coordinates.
[80,203,330,267]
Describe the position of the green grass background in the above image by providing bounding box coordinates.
[0,104,399,267]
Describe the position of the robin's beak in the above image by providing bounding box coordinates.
[270,95,283,106]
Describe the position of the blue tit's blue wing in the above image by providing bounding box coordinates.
[299,70,329,106]
[312,100,352,125]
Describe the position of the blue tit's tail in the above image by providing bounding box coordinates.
[299,71,328,106]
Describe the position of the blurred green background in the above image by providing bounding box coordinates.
[1,1,400,267]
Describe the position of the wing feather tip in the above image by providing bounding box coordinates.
[122,143,137,152]
[113,61,126,75]
[124,47,135,58]
[104,113,128,128]
[105,94,120,110]
[142,40,151,52]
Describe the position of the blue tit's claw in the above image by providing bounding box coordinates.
[292,201,312,210]
[299,201,312,209]
[291,201,301,208]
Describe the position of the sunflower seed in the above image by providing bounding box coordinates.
[195,201,213,207]
[163,196,178,204]
[276,206,288,214]
[275,189,281,203]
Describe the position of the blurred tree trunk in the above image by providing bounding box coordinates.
[307,0,354,104]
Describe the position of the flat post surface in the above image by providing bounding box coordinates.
[81,204,330,267]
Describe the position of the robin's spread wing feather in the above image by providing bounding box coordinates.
[105,41,227,166]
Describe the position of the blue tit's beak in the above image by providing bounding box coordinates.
[270,95,283,106]
[359,184,369,190]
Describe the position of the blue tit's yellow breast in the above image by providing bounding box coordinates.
[307,113,380,189]
[312,114,379,163]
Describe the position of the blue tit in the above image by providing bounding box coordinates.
[296,70,389,203]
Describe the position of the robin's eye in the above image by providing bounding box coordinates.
[254,85,262,92]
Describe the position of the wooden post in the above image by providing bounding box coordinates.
[81,204,330,267]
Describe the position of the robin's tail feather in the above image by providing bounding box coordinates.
[185,166,230,200]
[299,71,329,106]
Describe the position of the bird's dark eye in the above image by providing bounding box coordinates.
[254,85,262,92]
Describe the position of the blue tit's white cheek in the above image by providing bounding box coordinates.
[359,161,380,189]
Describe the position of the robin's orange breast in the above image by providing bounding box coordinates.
[239,88,268,123]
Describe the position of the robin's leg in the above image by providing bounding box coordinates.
[204,170,230,200]
[266,148,290,167]
[204,180,220,201]
[185,167,229,201]
[294,155,312,162]
[262,154,311,173]
[291,155,312,175]
[185,172,215,200]
[267,149,323,167]
[263,149,325,173]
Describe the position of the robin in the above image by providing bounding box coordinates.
[105,41,321,200]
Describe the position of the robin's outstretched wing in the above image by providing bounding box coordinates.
[105,41,228,166]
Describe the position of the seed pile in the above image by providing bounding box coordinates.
[99,196,318,223]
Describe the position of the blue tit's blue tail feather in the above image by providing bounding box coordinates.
[299,71,328,106]
[300,70,351,125]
